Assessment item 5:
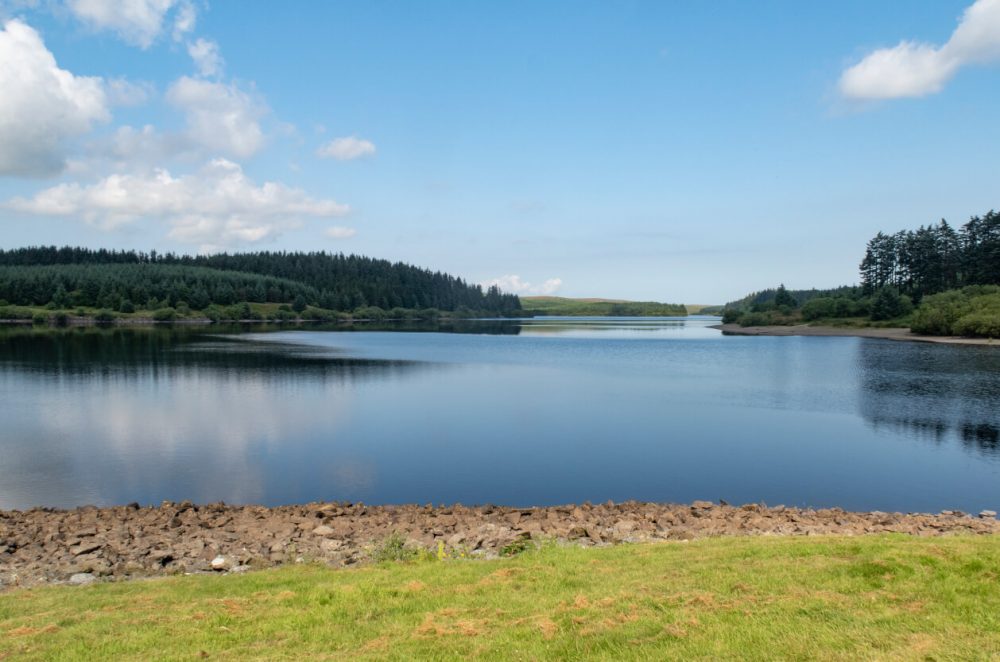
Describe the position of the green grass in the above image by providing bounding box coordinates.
[522,296,687,317]
[3,535,999,660]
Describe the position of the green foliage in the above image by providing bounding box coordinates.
[911,286,1000,337]
[152,307,177,322]
[860,211,1000,297]
[32,313,48,325]
[0,246,522,315]
[499,537,533,557]
[869,286,913,321]
[800,296,870,321]
[93,309,115,323]
[118,298,135,313]
[371,532,418,563]
[773,284,797,308]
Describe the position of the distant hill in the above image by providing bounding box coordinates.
[521,296,686,317]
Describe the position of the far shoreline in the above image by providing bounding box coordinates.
[711,323,998,346]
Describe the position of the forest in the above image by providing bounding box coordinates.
[0,247,522,320]
[722,209,1000,337]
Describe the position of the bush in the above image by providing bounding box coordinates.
[118,299,135,313]
[152,307,176,322]
[175,302,190,316]
[354,306,386,321]
[371,532,418,563]
[953,313,1000,338]
[94,309,115,323]
[54,312,69,326]
[32,313,48,325]
[870,287,913,321]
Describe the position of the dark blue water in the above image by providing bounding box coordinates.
[1,318,998,513]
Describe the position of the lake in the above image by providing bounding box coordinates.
[1,317,998,513]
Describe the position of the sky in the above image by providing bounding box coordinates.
[1,1,999,303]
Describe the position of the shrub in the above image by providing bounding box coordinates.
[953,312,1000,338]
[118,299,135,313]
[371,532,417,563]
[32,313,48,325]
[152,307,176,322]
[94,309,115,323]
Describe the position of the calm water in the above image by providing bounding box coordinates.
[1,317,998,513]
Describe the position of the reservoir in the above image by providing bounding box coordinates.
[1,317,997,513]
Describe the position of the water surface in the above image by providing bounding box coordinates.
[1,318,998,513]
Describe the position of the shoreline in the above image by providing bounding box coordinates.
[2,500,996,589]
[711,323,998,346]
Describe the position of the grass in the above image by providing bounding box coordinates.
[521,296,687,317]
[2,535,1000,660]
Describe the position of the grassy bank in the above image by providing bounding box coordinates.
[3,535,999,660]
[521,296,687,317]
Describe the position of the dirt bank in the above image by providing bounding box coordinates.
[1,500,997,589]
[712,323,997,346]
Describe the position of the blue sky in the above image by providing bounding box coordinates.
[1,1,998,303]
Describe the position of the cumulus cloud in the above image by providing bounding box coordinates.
[166,76,267,158]
[104,77,153,106]
[0,19,109,177]
[481,275,563,296]
[840,0,1000,99]
[5,158,349,249]
[325,226,357,239]
[67,0,180,48]
[317,136,376,161]
[187,37,223,77]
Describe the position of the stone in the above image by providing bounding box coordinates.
[210,555,232,571]
[691,501,714,510]
[68,572,96,585]
[979,510,997,519]
[311,525,335,536]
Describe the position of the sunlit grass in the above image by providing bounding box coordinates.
[2,535,999,660]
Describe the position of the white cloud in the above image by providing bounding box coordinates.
[104,77,153,106]
[187,37,223,77]
[325,226,357,239]
[0,19,109,177]
[166,76,267,158]
[5,158,350,249]
[171,0,195,41]
[317,136,376,161]
[481,275,563,296]
[840,0,1000,100]
[67,0,178,48]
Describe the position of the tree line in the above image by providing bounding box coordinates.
[0,247,522,315]
[859,210,1000,299]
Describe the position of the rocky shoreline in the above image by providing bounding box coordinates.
[1,500,997,590]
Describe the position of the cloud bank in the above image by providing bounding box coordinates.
[5,159,349,250]
[840,0,1000,99]
[0,19,109,176]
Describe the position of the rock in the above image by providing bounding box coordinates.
[68,572,96,585]
[691,501,714,510]
[311,525,335,536]
[979,510,997,519]
[71,542,101,556]
[210,555,232,571]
